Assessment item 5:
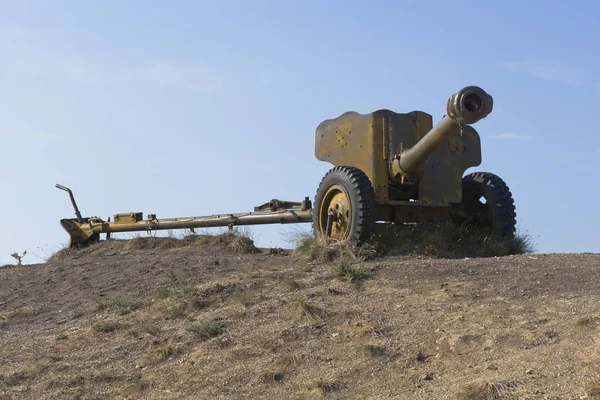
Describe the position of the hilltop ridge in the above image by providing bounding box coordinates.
[1,238,599,399]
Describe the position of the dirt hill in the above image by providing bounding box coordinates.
[1,237,599,399]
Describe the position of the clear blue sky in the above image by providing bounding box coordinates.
[1,0,599,265]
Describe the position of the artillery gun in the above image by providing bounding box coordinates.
[57,86,516,247]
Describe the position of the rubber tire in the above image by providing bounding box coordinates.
[460,172,516,236]
[313,166,376,244]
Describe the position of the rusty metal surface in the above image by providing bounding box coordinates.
[446,86,494,125]
[418,124,482,205]
[315,110,431,203]
[59,217,101,245]
[315,111,386,202]
[315,86,492,207]
[254,199,303,212]
[397,116,460,174]
[55,184,84,223]
[56,184,314,247]
[113,212,143,224]
[398,86,492,178]
[60,209,313,246]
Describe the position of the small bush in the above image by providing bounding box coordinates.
[111,298,141,315]
[292,235,376,263]
[332,260,370,282]
[93,321,123,333]
[164,305,186,319]
[150,288,171,300]
[10,251,27,266]
[186,321,226,340]
[180,286,195,295]
[223,232,259,253]
[138,322,161,336]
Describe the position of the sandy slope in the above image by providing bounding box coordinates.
[1,239,599,399]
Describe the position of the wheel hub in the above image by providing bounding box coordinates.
[319,185,352,239]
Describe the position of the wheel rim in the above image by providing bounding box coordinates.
[318,184,352,240]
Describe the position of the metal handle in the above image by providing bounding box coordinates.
[56,184,84,223]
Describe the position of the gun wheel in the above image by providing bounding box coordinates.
[453,172,516,236]
[313,166,376,244]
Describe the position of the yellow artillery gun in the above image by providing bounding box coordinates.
[58,86,515,247]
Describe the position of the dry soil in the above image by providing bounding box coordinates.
[1,238,599,399]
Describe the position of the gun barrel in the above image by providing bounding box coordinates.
[398,86,493,174]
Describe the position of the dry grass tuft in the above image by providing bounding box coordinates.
[8,305,39,318]
[336,319,380,339]
[138,322,161,336]
[47,354,64,362]
[297,298,326,322]
[1,371,31,388]
[48,232,258,262]
[163,304,186,319]
[281,277,301,292]
[126,379,151,395]
[292,235,377,263]
[260,370,285,384]
[416,349,428,362]
[222,233,259,253]
[150,287,171,300]
[373,222,536,258]
[186,321,226,340]
[360,344,386,357]
[276,355,299,370]
[292,222,534,263]
[458,380,519,399]
[188,296,212,311]
[234,292,264,308]
[332,259,370,282]
[587,376,600,398]
[578,315,600,327]
[92,321,124,333]
[110,298,142,315]
[316,378,341,394]
[156,345,182,361]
